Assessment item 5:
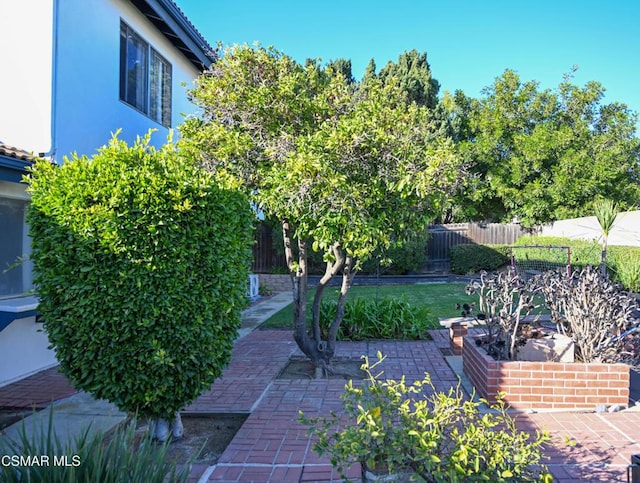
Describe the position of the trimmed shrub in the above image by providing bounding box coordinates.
[27,133,253,420]
[449,244,510,274]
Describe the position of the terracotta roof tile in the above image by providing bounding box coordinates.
[0,143,36,162]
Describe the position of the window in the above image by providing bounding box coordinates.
[120,21,172,127]
[0,182,32,299]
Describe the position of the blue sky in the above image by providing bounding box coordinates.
[178,0,639,129]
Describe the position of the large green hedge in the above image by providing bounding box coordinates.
[27,133,253,419]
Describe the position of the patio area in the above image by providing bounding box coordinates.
[1,303,640,482]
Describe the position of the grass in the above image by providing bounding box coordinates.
[259,282,472,330]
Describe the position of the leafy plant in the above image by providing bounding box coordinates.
[593,198,619,277]
[531,266,639,364]
[26,132,253,423]
[609,248,640,293]
[319,296,433,341]
[300,352,551,482]
[0,408,192,483]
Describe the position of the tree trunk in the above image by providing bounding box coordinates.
[600,241,608,278]
[152,412,183,442]
[282,221,355,376]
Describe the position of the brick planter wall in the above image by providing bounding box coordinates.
[257,274,292,293]
[462,335,630,410]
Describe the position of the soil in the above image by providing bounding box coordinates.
[165,414,248,465]
[277,358,365,380]
[121,413,248,465]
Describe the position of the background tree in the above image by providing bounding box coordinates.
[326,58,355,84]
[27,133,253,440]
[180,44,461,375]
[377,49,440,109]
[448,69,640,226]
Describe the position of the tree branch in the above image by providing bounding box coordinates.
[311,243,345,346]
[327,255,355,358]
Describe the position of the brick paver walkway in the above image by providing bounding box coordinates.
[0,366,77,408]
[180,329,640,482]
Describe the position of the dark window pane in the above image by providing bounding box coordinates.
[119,21,148,113]
[0,197,30,298]
[150,49,172,127]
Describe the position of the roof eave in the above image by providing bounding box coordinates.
[131,0,216,71]
[0,155,33,183]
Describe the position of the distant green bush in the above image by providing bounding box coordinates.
[320,296,434,340]
[449,244,510,274]
[608,246,640,292]
[361,231,429,275]
[27,133,253,420]
[513,236,600,270]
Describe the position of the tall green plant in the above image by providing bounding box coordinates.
[319,296,433,341]
[593,198,618,276]
[27,132,253,436]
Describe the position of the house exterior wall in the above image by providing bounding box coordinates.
[0,317,57,388]
[54,0,202,160]
[0,0,203,161]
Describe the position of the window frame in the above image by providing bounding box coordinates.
[119,20,172,128]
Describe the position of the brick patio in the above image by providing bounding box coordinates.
[2,327,639,482]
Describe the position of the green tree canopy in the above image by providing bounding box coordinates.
[377,49,440,108]
[180,44,461,371]
[448,69,640,226]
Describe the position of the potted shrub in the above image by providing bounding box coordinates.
[462,266,638,409]
[300,353,551,482]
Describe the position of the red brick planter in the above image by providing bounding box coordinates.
[462,335,630,410]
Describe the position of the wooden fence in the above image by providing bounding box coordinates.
[253,222,529,273]
[252,223,287,273]
[425,222,529,271]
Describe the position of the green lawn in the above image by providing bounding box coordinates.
[259,282,474,329]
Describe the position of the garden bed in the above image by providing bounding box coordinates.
[462,335,630,410]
